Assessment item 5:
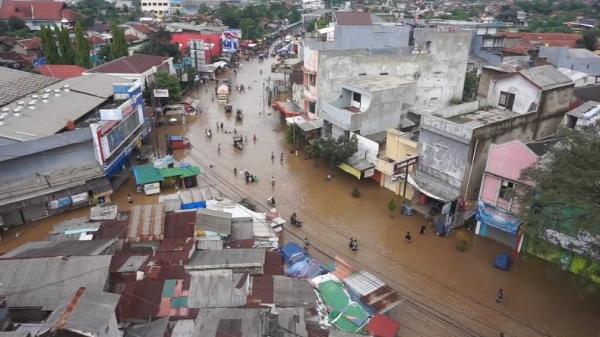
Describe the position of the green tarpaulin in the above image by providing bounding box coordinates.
[317,280,369,333]
[133,165,164,185]
[160,166,202,179]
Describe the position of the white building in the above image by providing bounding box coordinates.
[141,0,170,16]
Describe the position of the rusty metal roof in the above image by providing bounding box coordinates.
[127,204,166,242]
[165,212,197,239]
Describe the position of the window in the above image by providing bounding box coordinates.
[498,91,515,110]
[499,180,514,200]
[351,92,361,109]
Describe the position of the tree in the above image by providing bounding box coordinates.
[8,16,26,31]
[110,23,128,60]
[0,21,8,35]
[581,30,599,51]
[462,71,479,102]
[388,198,397,218]
[310,134,358,169]
[56,25,74,64]
[74,21,92,68]
[517,128,600,251]
[40,25,60,64]
[137,28,180,61]
[154,71,181,103]
[240,18,262,40]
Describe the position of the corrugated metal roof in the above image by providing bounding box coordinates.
[186,249,265,270]
[165,212,197,239]
[1,239,116,258]
[0,332,31,337]
[0,67,57,107]
[127,204,165,242]
[187,269,248,308]
[125,317,169,337]
[192,308,266,337]
[40,288,120,337]
[273,276,318,308]
[133,165,164,185]
[0,128,92,162]
[116,255,150,273]
[172,319,195,337]
[343,270,385,297]
[518,65,573,90]
[0,255,111,310]
[196,208,232,235]
[197,237,224,250]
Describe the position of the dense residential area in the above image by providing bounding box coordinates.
[0,0,599,337]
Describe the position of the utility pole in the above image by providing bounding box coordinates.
[151,87,160,158]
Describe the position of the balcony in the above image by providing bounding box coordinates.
[321,102,362,131]
[303,85,317,102]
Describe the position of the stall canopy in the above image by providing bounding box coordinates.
[160,166,203,179]
[133,165,164,185]
[338,163,362,180]
[407,174,458,203]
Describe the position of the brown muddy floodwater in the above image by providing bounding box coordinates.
[2,56,599,337]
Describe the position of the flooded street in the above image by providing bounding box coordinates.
[2,56,599,337]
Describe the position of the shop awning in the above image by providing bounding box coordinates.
[407,174,452,202]
[338,163,361,179]
[133,165,164,185]
[159,166,203,179]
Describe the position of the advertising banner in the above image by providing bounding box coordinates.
[476,201,521,235]
[222,29,241,54]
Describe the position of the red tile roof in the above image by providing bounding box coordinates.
[131,23,154,35]
[37,64,87,79]
[88,54,171,74]
[335,12,372,25]
[16,37,41,50]
[0,0,77,21]
[499,32,581,48]
[124,34,139,43]
[87,35,106,46]
[0,36,18,47]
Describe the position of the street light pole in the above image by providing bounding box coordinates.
[262,81,266,114]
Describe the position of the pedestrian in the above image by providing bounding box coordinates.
[304,237,310,249]
[349,237,354,248]
[326,173,332,181]
[127,194,133,204]
[271,176,275,187]
[253,134,257,142]
[351,239,358,251]
[234,167,237,176]
[280,152,284,162]
[295,150,299,157]
[271,152,275,161]
[217,143,221,154]
[220,122,224,129]
[234,128,237,134]
[420,225,426,235]
[216,121,219,129]
[405,231,412,243]
[496,289,503,303]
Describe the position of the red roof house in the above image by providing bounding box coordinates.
[171,32,221,62]
[0,0,78,30]
[37,64,87,79]
[365,314,401,337]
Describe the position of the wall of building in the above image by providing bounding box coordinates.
[0,141,96,180]
[477,68,509,98]
[358,84,416,136]
[315,29,471,114]
[487,75,541,114]
[534,86,574,139]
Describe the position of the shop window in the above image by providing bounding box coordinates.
[499,180,514,200]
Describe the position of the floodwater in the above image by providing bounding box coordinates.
[2,56,599,337]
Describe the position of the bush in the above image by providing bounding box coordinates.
[351,186,361,198]
[387,198,397,218]
[455,230,470,252]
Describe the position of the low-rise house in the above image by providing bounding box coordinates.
[375,129,418,198]
[126,204,166,245]
[84,54,174,88]
[320,75,416,139]
[0,239,118,258]
[539,47,600,84]
[557,67,597,87]
[563,100,600,129]
[0,255,111,318]
[11,38,41,58]
[475,140,542,251]
[37,64,87,79]
[37,288,120,337]
[0,0,78,30]
[185,249,266,275]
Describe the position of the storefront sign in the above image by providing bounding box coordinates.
[71,192,89,204]
[363,168,375,178]
[49,196,72,209]
[153,89,169,98]
[394,156,418,174]
[476,201,521,235]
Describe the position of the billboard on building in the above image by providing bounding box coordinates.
[222,29,241,54]
[476,201,521,235]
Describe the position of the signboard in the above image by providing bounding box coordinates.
[394,156,418,174]
[364,168,375,178]
[476,201,521,235]
[153,89,169,98]
[222,29,241,54]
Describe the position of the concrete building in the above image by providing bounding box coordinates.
[375,129,418,198]
[301,12,471,116]
[320,75,416,138]
[0,73,149,228]
[140,0,170,16]
[476,140,539,251]
[84,54,174,88]
[563,100,600,129]
[539,47,600,84]
[411,93,573,232]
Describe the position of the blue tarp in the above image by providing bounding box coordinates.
[287,257,325,279]
[181,201,206,210]
[494,253,512,271]
[281,242,304,265]
[476,201,521,235]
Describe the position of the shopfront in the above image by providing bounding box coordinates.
[475,201,524,252]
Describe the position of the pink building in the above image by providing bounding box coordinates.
[476,140,540,252]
